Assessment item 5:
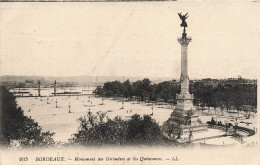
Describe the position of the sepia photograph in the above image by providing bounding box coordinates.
[0,1,259,164]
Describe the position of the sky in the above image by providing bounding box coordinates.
[0,1,260,79]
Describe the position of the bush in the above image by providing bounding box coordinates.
[217,121,223,126]
[227,123,233,128]
[206,117,217,125]
[70,111,128,146]
[70,112,164,146]
[210,118,216,125]
[127,114,163,145]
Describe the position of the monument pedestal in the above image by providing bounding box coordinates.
[165,35,207,143]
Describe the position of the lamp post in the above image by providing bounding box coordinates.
[55,99,58,108]
[121,98,124,109]
[224,120,228,135]
[150,105,154,116]
[189,127,193,142]
[234,117,238,135]
[221,105,224,116]
[88,108,91,115]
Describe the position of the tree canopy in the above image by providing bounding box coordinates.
[93,78,257,111]
[0,86,55,148]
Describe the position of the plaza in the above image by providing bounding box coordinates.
[14,87,257,147]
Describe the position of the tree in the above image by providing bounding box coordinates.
[232,84,244,117]
[71,111,128,146]
[93,85,104,96]
[155,81,179,103]
[222,84,233,111]
[103,81,123,97]
[149,84,157,101]
[131,78,152,102]
[93,78,257,112]
[0,86,55,148]
[127,114,163,145]
[132,80,143,102]
[70,113,164,146]
[122,79,132,99]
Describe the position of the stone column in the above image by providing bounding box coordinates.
[38,80,41,97]
[176,37,193,111]
[54,80,56,96]
[178,37,192,95]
